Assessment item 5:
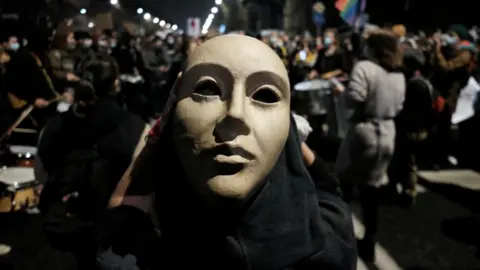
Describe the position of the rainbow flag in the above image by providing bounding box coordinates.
[335,0,366,25]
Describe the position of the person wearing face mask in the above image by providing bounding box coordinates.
[1,27,61,134]
[36,56,148,269]
[72,31,97,75]
[308,29,351,83]
[102,35,356,270]
[142,36,172,114]
[335,29,405,263]
[111,31,152,121]
[2,35,21,57]
[47,24,80,99]
[95,29,116,55]
[429,24,477,169]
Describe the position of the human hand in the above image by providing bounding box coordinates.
[66,73,79,82]
[34,98,49,108]
[308,70,319,80]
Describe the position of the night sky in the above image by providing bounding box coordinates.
[120,0,216,30]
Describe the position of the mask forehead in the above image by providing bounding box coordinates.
[180,35,290,96]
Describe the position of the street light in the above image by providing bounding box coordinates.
[153,17,159,24]
[88,22,94,28]
[137,8,143,14]
[166,23,171,28]
[172,24,178,30]
[143,13,151,20]
[215,0,222,5]
[80,8,87,14]
[110,0,118,5]
[159,20,166,27]
[211,7,218,14]
[208,14,214,20]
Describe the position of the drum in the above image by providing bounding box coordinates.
[293,79,331,92]
[8,145,37,167]
[292,79,332,116]
[0,167,39,212]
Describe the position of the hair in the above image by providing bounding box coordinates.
[75,55,119,103]
[51,25,73,50]
[366,29,403,71]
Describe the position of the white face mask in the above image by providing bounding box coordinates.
[172,35,290,201]
[98,40,108,47]
[82,39,93,48]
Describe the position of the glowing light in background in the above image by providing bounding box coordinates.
[80,9,87,14]
[143,13,151,20]
[137,8,143,14]
[219,24,226,33]
[153,17,159,24]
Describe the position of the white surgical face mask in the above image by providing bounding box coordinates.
[98,40,108,47]
[9,43,20,51]
[82,39,93,47]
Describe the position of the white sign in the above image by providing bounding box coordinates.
[452,76,480,124]
[187,17,201,37]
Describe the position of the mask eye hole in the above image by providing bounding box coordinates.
[194,81,221,97]
[251,87,280,104]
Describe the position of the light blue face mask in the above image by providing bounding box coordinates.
[444,35,458,45]
[323,37,333,46]
[9,43,20,51]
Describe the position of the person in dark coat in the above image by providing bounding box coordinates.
[102,35,356,270]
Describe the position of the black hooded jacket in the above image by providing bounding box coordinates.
[106,107,356,269]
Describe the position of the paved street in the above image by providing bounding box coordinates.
[0,167,479,269]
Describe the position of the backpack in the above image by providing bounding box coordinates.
[39,116,125,251]
[400,75,441,133]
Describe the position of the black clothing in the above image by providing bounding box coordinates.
[38,98,145,177]
[110,107,356,269]
[313,48,351,75]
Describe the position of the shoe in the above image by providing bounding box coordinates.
[357,238,375,263]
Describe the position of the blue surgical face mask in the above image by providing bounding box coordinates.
[9,43,20,51]
[323,37,332,46]
[444,35,458,45]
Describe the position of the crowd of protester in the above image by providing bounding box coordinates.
[0,21,479,268]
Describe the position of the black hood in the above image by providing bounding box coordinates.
[126,88,356,269]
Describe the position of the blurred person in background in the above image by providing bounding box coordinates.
[2,27,59,133]
[392,24,407,43]
[388,46,437,207]
[97,29,116,55]
[73,31,97,75]
[37,56,147,270]
[430,24,477,169]
[111,31,151,121]
[47,23,79,99]
[143,36,172,114]
[335,29,405,263]
[1,34,21,57]
[309,29,351,82]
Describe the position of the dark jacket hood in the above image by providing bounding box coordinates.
[129,88,356,269]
